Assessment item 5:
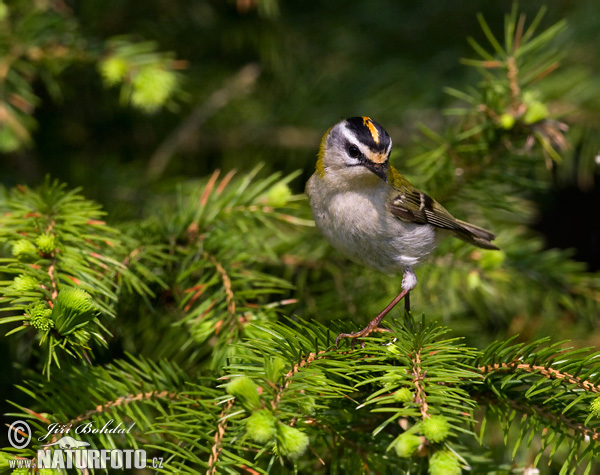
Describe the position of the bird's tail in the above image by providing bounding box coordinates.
[454,219,499,250]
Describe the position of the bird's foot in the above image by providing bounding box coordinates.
[335,325,392,348]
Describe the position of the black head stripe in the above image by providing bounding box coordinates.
[345,117,391,155]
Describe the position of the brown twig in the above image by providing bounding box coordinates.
[47,262,59,300]
[43,220,59,300]
[477,392,600,442]
[121,247,143,268]
[204,252,236,318]
[271,348,375,410]
[506,56,521,109]
[478,362,600,393]
[68,390,179,426]
[22,390,180,451]
[412,350,429,420]
[207,399,234,475]
[147,63,261,180]
[271,351,326,409]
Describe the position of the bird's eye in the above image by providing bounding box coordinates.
[348,145,360,158]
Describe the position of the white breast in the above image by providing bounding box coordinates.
[307,173,438,275]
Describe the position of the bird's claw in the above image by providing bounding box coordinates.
[335,326,391,348]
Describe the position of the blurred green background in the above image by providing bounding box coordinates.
[2,1,597,199]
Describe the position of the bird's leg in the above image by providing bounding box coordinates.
[335,269,416,346]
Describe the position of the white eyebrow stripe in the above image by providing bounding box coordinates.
[340,123,371,157]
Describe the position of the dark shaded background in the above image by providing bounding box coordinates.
[3,1,599,267]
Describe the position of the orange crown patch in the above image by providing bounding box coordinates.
[362,116,380,145]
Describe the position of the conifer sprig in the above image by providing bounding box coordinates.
[0,178,162,376]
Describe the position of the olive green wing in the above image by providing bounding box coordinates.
[387,168,498,250]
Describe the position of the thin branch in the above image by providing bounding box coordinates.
[271,348,374,410]
[204,252,236,318]
[47,262,58,300]
[45,220,59,300]
[478,362,600,393]
[507,56,521,108]
[477,392,600,442]
[412,350,429,420]
[24,390,180,447]
[147,64,261,180]
[68,390,179,426]
[207,399,234,475]
[272,351,326,409]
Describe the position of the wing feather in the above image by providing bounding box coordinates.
[389,190,462,231]
[387,185,498,250]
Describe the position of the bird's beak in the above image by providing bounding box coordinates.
[362,160,388,182]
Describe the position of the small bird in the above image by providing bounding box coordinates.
[306,117,498,345]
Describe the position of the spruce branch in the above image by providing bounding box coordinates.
[271,349,329,410]
[478,362,600,393]
[67,390,180,427]
[489,394,600,442]
[204,251,236,319]
[0,179,162,376]
[206,399,234,475]
[411,348,430,421]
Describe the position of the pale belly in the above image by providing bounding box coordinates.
[310,187,438,275]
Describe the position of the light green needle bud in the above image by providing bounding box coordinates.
[131,66,177,112]
[265,356,286,384]
[246,410,277,443]
[226,377,261,410]
[12,275,40,292]
[31,315,55,332]
[35,233,56,254]
[479,249,506,270]
[393,432,422,458]
[28,301,54,332]
[52,287,97,335]
[0,451,16,470]
[589,396,600,417]
[277,423,309,458]
[428,450,461,475]
[100,56,129,86]
[422,415,450,443]
[467,270,481,290]
[58,287,94,313]
[28,302,53,319]
[499,113,515,130]
[12,239,38,258]
[394,388,413,403]
[524,101,549,124]
[265,183,292,207]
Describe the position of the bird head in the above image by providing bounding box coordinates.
[316,117,392,182]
